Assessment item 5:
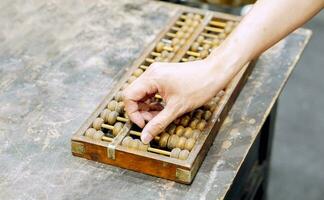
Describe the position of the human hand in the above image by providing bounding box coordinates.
[123,51,237,144]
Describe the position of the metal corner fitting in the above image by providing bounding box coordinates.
[176,168,192,183]
[107,143,116,160]
[71,141,85,155]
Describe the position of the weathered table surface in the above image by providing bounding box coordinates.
[0,0,311,199]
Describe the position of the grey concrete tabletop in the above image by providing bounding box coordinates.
[0,0,311,200]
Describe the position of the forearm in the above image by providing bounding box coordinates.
[208,0,324,80]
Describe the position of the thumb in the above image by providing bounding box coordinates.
[141,103,179,144]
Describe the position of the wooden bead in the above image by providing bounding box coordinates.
[179,150,190,160]
[122,136,132,147]
[100,109,110,123]
[161,50,169,58]
[159,132,170,148]
[197,35,204,44]
[167,52,175,60]
[130,139,140,149]
[166,123,177,134]
[204,100,217,111]
[219,32,226,39]
[185,19,193,26]
[176,30,184,38]
[187,27,195,33]
[138,142,149,151]
[114,91,123,101]
[200,50,209,59]
[197,120,207,131]
[186,13,194,19]
[202,43,211,50]
[85,128,96,138]
[217,90,225,97]
[179,39,186,46]
[204,110,212,120]
[107,100,119,111]
[190,42,199,52]
[176,137,186,149]
[183,127,193,138]
[133,68,144,77]
[212,38,220,47]
[118,101,125,113]
[194,14,202,20]
[226,21,235,27]
[112,122,123,136]
[93,117,104,130]
[174,118,181,125]
[180,115,190,127]
[167,135,180,149]
[172,37,180,46]
[127,76,137,84]
[155,56,162,62]
[194,109,204,120]
[107,111,118,125]
[181,25,189,33]
[175,126,185,137]
[192,20,199,27]
[185,138,196,151]
[192,130,201,140]
[188,56,196,61]
[224,26,232,34]
[156,42,164,53]
[184,32,191,39]
[170,148,181,159]
[173,45,180,51]
[189,119,199,129]
[93,131,104,140]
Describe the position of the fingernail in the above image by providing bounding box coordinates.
[141,133,153,144]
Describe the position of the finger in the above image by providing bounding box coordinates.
[141,104,179,144]
[140,111,154,121]
[125,100,145,128]
[123,78,158,127]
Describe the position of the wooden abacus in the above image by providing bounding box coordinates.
[71,8,255,184]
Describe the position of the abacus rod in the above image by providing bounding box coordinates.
[102,135,113,142]
[129,130,160,140]
[204,26,223,33]
[209,20,227,27]
[148,147,170,156]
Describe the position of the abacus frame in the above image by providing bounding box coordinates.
[71,7,255,184]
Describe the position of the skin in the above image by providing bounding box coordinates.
[123,0,324,144]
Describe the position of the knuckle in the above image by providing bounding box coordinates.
[152,121,165,133]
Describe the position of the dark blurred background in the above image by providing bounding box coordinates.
[162,1,324,199]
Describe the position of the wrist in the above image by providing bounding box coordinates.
[205,43,250,81]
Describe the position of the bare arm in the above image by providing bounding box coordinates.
[208,0,324,82]
[123,0,324,144]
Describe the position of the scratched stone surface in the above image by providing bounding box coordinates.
[0,0,311,200]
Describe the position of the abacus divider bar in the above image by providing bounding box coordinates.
[148,147,171,156]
